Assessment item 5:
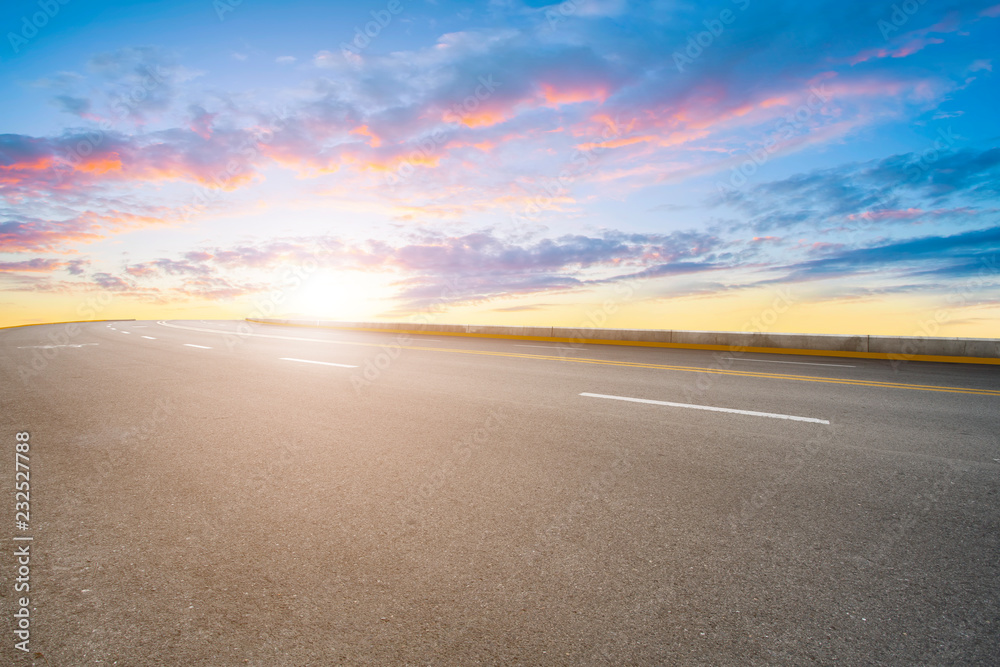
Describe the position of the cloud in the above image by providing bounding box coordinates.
[3,0,982,221]
[768,225,1000,284]
[716,146,1000,233]
[0,204,180,255]
[52,95,93,118]
[86,47,197,124]
[4,0,999,326]
[0,216,104,253]
[491,303,559,312]
[92,272,133,291]
[126,257,214,278]
[178,276,269,301]
[0,126,269,199]
[187,105,217,139]
[0,258,69,273]
[18,228,727,311]
[66,259,90,275]
[0,256,91,276]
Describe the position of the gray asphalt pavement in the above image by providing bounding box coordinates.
[1,319,998,665]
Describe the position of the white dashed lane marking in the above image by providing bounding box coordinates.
[580,392,830,424]
[279,357,357,368]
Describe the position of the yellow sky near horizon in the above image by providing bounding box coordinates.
[3,287,997,339]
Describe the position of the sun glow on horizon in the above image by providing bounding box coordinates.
[283,270,398,321]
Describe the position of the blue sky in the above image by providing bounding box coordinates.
[1,0,998,334]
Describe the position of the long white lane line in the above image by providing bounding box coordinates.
[157,320,443,345]
[722,357,855,368]
[514,344,581,351]
[580,392,830,424]
[141,336,156,340]
[184,344,212,349]
[159,320,347,343]
[18,343,98,349]
[280,357,357,368]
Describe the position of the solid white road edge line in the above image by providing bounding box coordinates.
[280,357,358,368]
[184,344,212,349]
[722,357,855,368]
[158,320,356,344]
[17,343,98,349]
[580,392,830,424]
[157,321,441,345]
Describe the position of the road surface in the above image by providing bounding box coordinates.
[1,319,998,665]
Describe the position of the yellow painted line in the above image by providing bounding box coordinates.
[242,320,1000,397]
[247,319,1000,366]
[401,347,1000,396]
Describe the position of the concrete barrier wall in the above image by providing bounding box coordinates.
[248,319,1000,362]
[868,335,1000,359]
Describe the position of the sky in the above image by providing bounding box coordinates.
[1,0,998,336]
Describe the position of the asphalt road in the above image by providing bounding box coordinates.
[1,319,998,665]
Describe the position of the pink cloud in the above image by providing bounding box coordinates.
[0,130,266,198]
[847,208,925,222]
[350,125,382,147]
[849,36,945,65]
[0,258,73,273]
[538,82,609,108]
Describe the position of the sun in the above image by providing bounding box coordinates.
[285,270,395,321]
